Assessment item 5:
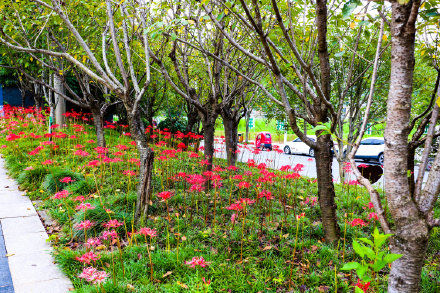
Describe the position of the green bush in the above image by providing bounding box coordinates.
[41,168,85,193]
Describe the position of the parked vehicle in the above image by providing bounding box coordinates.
[353,137,385,164]
[284,135,317,156]
[255,132,272,151]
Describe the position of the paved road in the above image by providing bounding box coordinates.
[207,141,429,188]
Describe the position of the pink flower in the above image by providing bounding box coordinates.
[75,251,100,264]
[75,220,95,230]
[231,213,237,224]
[358,164,368,168]
[101,229,118,240]
[238,181,251,189]
[185,256,208,268]
[225,203,243,211]
[258,190,273,200]
[368,212,378,221]
[122,170,136,176]
[59,177,74,183]
[296,212,305,220]
[42,160,53,165]
[76,203,95,211]
[138,227,157,238]
[78,267,108,284]
[280,165,291,171]
[52,190,70,199]
[86,237,102,248]
[350,218,367,227]
[239,198,256,205]
[24,166,34,171]
[103,219,124,229]
[293,164,304,172]
[157,191,174,201]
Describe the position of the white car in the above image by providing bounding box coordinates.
[354,137,385,164]
[284,136,317,156]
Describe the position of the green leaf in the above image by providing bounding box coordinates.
[341,262,361,271]
[342,0,361,19]
[383,253,403,264]
[355,287,364,293]
[371,259,388,272]
[353,240,366,258]
[358,238,374,247]
[355,264,368,280]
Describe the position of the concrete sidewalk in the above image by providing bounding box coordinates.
[0,157,73,293]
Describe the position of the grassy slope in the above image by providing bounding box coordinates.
[1,109,439,293]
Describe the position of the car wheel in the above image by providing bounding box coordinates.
[378,153,384,165]
[309,148,315,157]
[284,146,291,154]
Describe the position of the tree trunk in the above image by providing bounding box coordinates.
[135,147,155,224]
[315,134,340,242]
[54,74,66,126]
[245,111,251,143]
[386,2,427,291]
[203,118,216,171]
[223,116,239,166]
[91,109,106,147]
[127,109,155,223]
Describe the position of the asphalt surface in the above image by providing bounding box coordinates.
[0,223,14,293]
[207,141,429,188]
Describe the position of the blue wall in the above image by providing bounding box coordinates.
[0,86,34,107]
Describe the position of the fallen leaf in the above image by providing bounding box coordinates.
[162,271,172,278]
[5,253,15,257]
[262,246,272,251]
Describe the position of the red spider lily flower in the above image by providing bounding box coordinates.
[293,164,305,172]
[75,220,95,230]
[138,227,157,238]
[75,251,100,264]
[213,165,224,172]
[345,180,360,186]
[239,198,256,205]
[101,229,118,240]
[87,160,101,167]
[73,196,85,202]
[52,190,70,199]
[42,160,54,165]
[185,256,208,268]
[368,212,378,221]
[157,191,174,201]
[302,197,318,206]
[24,166,34,171]
[284,173,301,180]
[50,124,59,129]
[233,174,243,180]
[28,146,43,156]
[115,144,129,151]
[86,139,95,143]
[6,133,21,141]
[177,142,186,149]
[350,218,367,227]
[202,277,211,285]
[343,162,352,173]
[280,165,292,171]
[74,150,90,157]
[189,152,199,158]
[199,159,209,166]
[366,202,374,209]
[130,141,137,146]
[189,184,205,192]
[258,190,273,200]
[296,212,306,220]
[203,171,214,178]
[123,170,136,176]
[355,280,370,292]
[103,219,124,229]
[247,159,255,167]
[59,177,75,183]
[76,203,95,211]
[358,164,368,168]
[231,213,237,223]
[78,267,108,284]
[198,146,205,151]
[226,203,243,211]
[257,163,266,170]
[227,166,238,171]
[85,237,102,248]
[94,147,109,154]
[244,171,253,176]
[238,181,251,189]
[252,148,261,154]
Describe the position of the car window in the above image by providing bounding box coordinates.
[265,134,271,138]
[293,138,302,142]
[372,139,384,145]
[360,139,375,145]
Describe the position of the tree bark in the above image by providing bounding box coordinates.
[91,109,106,147]
[202,117,217,171]
[386,1,427,292]
[223,116,239,166]
[54,74,66,126]
[245,111,251,143]
[315,134,340,242]
[135,147,155,223]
